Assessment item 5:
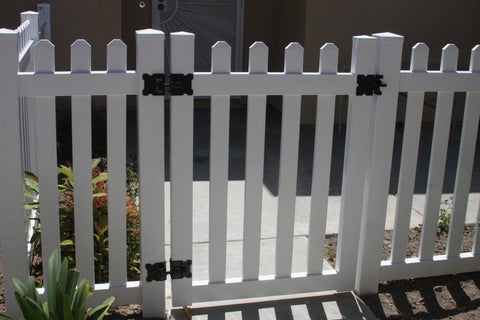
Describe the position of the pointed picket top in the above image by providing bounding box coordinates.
[284,42,303,74]
[71,39,91,73]
[469,45,480,73]
[410,43,429,72]
[249,41,268,74]
[440,44,459,72]
[34,40,55,73]
[211,41,231,74]
[319,43,339,74]
[107,40,127,73]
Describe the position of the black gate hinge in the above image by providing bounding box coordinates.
[356,74,386,96]
[145,259,192,282]
[142,73,193,96]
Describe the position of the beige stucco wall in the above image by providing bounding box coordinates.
[300,0,480,124]
[243,0,306,71]
[0,1,121,71]
[243,0,480,124]
[50,0,121,71]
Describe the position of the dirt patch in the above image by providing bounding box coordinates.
[2,226,480,319]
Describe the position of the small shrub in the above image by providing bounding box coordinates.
[25,159,140,284]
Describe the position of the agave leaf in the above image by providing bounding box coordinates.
[84,297,114,320]
[42,302,49,316]
[47,250,59,315]
[14,292,43,320]
[63,295,74,320]
[12,278,28,296]
[0,313,15,320]
[71,279,92,320]
[59,258,69,293]
[27,276,42,305]
[66,269,80,306]
[24,296,49,320]
[55,282,65,320]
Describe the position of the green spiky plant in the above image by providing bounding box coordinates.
[0,249,114,320]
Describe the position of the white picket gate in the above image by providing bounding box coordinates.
[1,21,480,319]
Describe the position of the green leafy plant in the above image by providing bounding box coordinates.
[437,196,453,234]
[413,195,454,235]
[327,248,335,261]
[25,159,141,284]
[0,249,114,320]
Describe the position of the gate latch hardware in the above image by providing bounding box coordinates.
[356,74,386,96]
[145,259,192,282]
[142,73,193,96]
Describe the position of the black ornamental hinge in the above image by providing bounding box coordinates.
[145,259,192,282]
[142,73,193,96]
[356,74,386,96]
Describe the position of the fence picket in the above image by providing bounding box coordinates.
[275,43,303,278]
[170,31,195,307]
[136,29,166,317]
[447,46,480,258]
[307,43,338,275]
[419,45,458,261]
[336,36,377,291]
[209,41,231,283]
[71,40,95,284]
[243,42,268,281]
[391,44,428,264]
[107,40,127,287]
[0,29,29,318]
[355,33,404,295]
[71,40,91,72]
[33,40,60,282]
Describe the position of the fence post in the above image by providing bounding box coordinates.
[0,28,29,318]
[336,35,377,291]
[355,33,404,295]
[170,31,195,307]
[19,11,39,175]
[136,29,166,318]
[37,3,51,40]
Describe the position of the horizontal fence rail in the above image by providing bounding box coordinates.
[1,24,480,319]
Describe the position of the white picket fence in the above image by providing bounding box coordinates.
[1,23,480,318]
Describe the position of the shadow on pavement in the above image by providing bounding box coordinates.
[171,292,377,320]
